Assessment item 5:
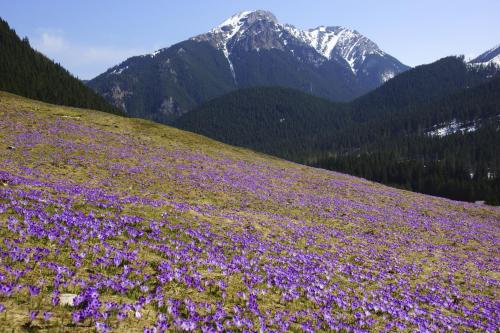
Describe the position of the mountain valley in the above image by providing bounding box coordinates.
[0,7,499,332]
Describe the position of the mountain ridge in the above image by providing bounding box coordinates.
[192,10,407,83]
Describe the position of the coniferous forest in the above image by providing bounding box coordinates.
[0,18,121,115]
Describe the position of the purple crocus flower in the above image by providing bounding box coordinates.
[43,312,52,321]
[28,285,41,297]
[95,321,110,332]
[117,311,127,321]
[51,294,60,306]
[29,310,38,321]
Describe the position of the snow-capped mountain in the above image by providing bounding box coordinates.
[289,26,383,71]
[193,10,406,83]
[470,44,500,67]
[193,11,288,82]
[87,10,409,123]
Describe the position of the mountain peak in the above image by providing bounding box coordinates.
[284,24,385,73]
[198,10,390,66]
[215,10,278,31]
[189,9,406,84]
[244,10,278,23]
[195,10,282,82]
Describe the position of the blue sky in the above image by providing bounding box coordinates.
[1,0,499,79]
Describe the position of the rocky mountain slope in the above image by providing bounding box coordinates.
[87,10,408,123]
[0,91,498,332]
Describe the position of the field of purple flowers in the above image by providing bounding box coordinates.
[0,91,499,332]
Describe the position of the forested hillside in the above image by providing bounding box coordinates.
[0,18,121,115]
[315,65,500,204]
[176,57,500,204]
[174,87,348,160]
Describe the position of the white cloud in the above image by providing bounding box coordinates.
[32,30,148,79]
[39,31,65,52]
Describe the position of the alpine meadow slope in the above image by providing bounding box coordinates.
[0,91,499,332]
[87,10,408,123]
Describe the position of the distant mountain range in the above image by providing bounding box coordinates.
[175,56,500,204]
[87,10,409,123]
[0,18,120,115]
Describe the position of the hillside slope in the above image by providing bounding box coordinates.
[177,57,497,155]
[175,57,500,204]
[0,18,121,115]
[0,92,498,332]
[315,71,500,204]
[173,87,347,160]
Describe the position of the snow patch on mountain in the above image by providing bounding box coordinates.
[381,71,395,82]
[283,25,345,58]
[151,49,164,57]
[216,10,254,31]
[427,119,477,137]
[197,10,266,82]
[110,65,128,75]
[211,12,254,81]
[308,26,344,58]
[287,26,386,73]
[489,54,500,67]
[474,54,500,67]
[470,44,500,67]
